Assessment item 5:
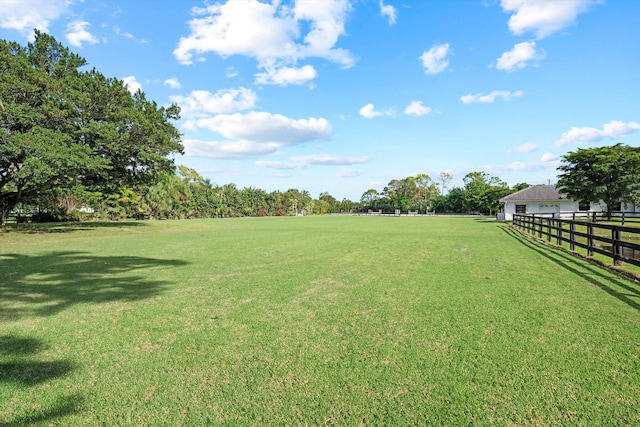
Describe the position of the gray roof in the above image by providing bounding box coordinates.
[500,184,569,202]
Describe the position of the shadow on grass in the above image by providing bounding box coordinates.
[0,335,81,426]
[1,221,147,234]
[473,218,499,224]
[501,226,640,312]
[0,335,75,386]
[0,251,188,320]
[0,394,84,427]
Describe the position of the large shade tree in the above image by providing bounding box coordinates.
[0,31,183,224]
[462,171,510,214]
[557,143,640,219]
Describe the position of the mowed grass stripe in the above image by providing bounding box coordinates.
[1,217,639,426]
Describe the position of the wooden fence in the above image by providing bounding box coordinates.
[552,211,640,224]
[512,214,640,268]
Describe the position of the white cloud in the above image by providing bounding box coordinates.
[192,112,332,144]
[496,41,544,71]
[336,168,364,177]
[404,101,433,117]
[182,111,333,159]
[254,160,300,170]
[256,154,370,170]
[508,142,538,153]
[482,155,561,174]
[173,0,354,85]
[540,152,557,162]
[122,76,142,94]
[293,0,354,67]
[379,1,397,25]
[290,154,370,166]
[65,21,98,48]
[505,161,538,172]
[420,43,450,75]
[164,78,181,89]
[255,65,317,86]
[174,1,295,65]
[501,0,602,39]
[113,26,134,40]
[460,90,523,104]
[359,103,394,119]
[555,120,640,146]
[170,87,258,118]
[184,139,281,159]
[360,104,382,119]
[0,0,70,39]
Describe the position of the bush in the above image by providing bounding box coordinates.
[30,210,93,223]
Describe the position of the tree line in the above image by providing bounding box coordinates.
[359,171,529,215]
[2,33,639,224]
[7,165,529,222]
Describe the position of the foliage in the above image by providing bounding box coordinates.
[0,31,182,225]
[359,174,440,213]
[557,143,640,219]
[358,172,519,215]
[461,171,511,214]
[432,187,465,213]
[512,182,531,192]
[438,171,453,194]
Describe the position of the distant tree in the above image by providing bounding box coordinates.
[557,143,640,220]
[319,192,337,205]
[284,188,305,215]
[360,189,380,209]
[339,198,355,213]
[414,173,438,211]
[431,195,448,213]
[462,172,509,214]
[142,178,174,220]
[512,182,531,192]
[313,199,329,215]
[446,187,466,212]
[438,171,453,194]
[0,32,182,225]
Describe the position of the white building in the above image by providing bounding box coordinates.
[499,185,607,221]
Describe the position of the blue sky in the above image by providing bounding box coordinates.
[1,0,639,200]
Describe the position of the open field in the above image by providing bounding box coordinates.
[1,217,639,426]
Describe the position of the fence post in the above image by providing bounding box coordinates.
[587,223,594,256]
[547,218,551,242]
[538,216,543,239]
[570,222,575,251]
[557,219,562,246]
[612,227,623,266]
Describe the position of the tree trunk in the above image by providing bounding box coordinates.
[606,200,614,221]
[0,204,9,227]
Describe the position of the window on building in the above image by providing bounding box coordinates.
[515,204,526,214]
[578,201,590,211]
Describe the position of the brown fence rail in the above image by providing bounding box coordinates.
[513,214,640,268]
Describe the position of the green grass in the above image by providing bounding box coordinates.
[1,217,639,426]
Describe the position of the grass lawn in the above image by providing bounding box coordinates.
[1,217,639,426]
